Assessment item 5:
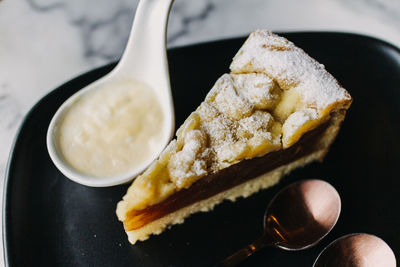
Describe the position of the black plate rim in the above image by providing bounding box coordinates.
[3,31,400,266]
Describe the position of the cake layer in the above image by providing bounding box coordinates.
[125,149,325,244]
[123,110,346,243]
[123,111,343,232]
[116,31,352,218]
[116,30,352,244]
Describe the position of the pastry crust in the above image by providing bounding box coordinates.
[116,30,352,244]
[125,150,322,244]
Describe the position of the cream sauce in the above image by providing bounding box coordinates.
[57,80,164,177]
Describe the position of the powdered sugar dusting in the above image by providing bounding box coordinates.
[282,108,318,145]
[231,73,280,110]
[164,30,353,188]
[168,129,208,188]
[230,30,351,112]
[167,31,353,187]
[210,74,254,120]
[167,72,284,187]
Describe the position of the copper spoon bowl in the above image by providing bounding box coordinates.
[313,233,396,267]
[218,179,341,266]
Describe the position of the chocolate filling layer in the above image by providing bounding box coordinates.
[124,121,330,231]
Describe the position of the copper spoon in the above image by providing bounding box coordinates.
[313,233,396,267]
[217,179,341,266]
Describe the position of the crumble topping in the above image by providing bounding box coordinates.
[116,30,352,215]
[230,30,352,116]
[282,108,320,148]
[230,73,280,110]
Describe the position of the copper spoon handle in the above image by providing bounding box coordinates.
[216,233,274,267]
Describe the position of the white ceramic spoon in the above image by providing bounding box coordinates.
[47,0,175,187]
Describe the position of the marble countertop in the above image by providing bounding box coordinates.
[1,0,400,264]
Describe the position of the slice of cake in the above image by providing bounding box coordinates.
[116,30,352,244]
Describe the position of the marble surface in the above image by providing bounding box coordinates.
[1,0,400,264]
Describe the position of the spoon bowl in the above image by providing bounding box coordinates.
[218,179,341,266]
[47,0,175,187]
[313,233,396,267]
[265,179,341,250]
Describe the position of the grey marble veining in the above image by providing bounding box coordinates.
[27,0,138,64]
[342,0,400,24]
[26,0,216,64]
[22,0,400,66]
[167,0,214,43]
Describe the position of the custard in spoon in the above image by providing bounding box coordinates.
[47,0,175,187]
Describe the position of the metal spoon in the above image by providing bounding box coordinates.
[47,0,175,187]
[313,233,396,267]
[218,179,341,266]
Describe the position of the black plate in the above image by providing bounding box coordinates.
[3,32,400,266]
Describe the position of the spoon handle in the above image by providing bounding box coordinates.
[116,0,175,79]
[216,233,274,267]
